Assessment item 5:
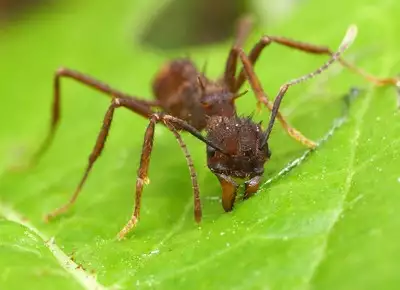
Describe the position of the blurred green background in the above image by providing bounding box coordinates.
[1,0,400,289]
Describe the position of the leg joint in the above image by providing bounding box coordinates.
[149,112,163,121]
[112,98,122,106]
[55,67,69,76]
[260,36,272,45]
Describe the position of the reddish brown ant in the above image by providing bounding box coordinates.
[31,19,398,240]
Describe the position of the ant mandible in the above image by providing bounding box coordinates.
[31,18,398,240]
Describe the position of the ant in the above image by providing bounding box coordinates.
[30,18,398,240]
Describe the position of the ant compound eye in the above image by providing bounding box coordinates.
[207,146,217,158]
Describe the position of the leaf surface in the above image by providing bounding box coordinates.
[0,0,399,289]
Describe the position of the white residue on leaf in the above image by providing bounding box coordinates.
[397,177,400,183]
[143,275,158,288]
[24,230,38,242]
[204,196,221,201]
[220,232,225,236]
[149,249,160,256]
[142,249,160,258]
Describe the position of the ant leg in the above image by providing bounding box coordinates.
[235,33,399,92]
[166,123,202,223]
[117,113,209,240]
[223,16,254,91]
[31,68,158,167]
[261,25,357,146]
[44,97,146,221]
[238,50,317,149]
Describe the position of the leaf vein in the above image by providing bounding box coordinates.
[0,202,109,290]
[303,82,375,288]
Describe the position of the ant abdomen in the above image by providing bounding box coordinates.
[152,58,199,101]
[152,59,207,129]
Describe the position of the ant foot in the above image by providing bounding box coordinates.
[117,216,138,240]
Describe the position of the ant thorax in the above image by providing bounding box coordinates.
[205,115,270,179]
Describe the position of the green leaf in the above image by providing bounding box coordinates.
[1,0,400,289]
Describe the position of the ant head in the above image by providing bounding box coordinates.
[197,75,248,117]
[205,116,271,210]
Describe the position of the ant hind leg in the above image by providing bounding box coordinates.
[30,68,156,169]
[44,97,151,222]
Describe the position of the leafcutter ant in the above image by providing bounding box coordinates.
[30,19,398,240]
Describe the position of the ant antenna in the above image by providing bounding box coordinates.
[262,25,358,148]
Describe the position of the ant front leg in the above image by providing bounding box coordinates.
[238,49,317,149]
[117,114,222,240]
[235,33,400,92]
[31,68,157,167]
[44,97,148,222]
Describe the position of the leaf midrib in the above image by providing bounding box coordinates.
[0,202,108,290]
